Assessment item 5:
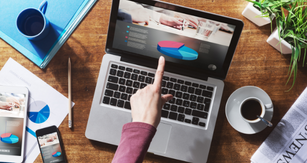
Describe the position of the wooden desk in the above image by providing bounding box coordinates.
[1,0,307,162]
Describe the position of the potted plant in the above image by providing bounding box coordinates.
[266,28,293,54]
[242,0,290,27]
[242,1,271,26]
[268,0,307,90]
[243,0,307,90]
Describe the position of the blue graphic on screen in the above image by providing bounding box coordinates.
[157,41,198,60]
[52,151,61,157]
[0,133,19,144]
[28,101,50,124]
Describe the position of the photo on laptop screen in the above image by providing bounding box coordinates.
[112,0,236,75]
[0,92,26,156]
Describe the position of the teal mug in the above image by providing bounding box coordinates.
[16,1,50,40]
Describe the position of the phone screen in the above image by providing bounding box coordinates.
[37,132,65,163]
[0,92,26,156]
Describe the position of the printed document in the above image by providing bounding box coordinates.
[0,58,73,163]
[251,87,307,163]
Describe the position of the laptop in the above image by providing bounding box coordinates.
[85,0,243,162]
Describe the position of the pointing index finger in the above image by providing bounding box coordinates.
[153,56,165,89]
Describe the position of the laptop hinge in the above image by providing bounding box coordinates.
[121,56,209,81]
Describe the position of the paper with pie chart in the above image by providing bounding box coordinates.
[0,58,73,163]
[28,101,50,124]
[157,41,198,60]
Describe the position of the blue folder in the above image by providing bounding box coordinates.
[0,0,96,69]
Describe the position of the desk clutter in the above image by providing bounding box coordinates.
[0,0,96,69]
[226,86,307,162]
[0,0,94,161]
[0,0,307,163]
[0,58,74,163]
[251,87,307,163]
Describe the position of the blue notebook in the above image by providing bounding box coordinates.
[0,0,96,69]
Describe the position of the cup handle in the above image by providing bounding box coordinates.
[265,103,273,109]
[39,1,48,14]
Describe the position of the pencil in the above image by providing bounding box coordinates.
[68,57,72,128]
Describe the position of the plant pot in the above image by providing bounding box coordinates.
[266,28,292,54]
[242,2,271,26]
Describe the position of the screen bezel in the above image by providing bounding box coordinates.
[36,125,67,163]
[106,0,244,80]
[0,85,29,163]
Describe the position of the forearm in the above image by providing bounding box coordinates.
[112,122,156,163]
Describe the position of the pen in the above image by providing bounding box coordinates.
[68,57,72,128]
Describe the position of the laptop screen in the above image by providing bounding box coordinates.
[106,0,243,80]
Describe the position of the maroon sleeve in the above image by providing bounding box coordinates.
[112,122,157,163]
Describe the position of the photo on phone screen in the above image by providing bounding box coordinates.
[37,130,66,163]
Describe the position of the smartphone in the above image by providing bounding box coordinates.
[36,125,67,163]
[0,85,29,162]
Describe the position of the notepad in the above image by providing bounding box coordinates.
[0,0,96,69]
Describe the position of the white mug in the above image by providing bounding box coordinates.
[239,97,273,123]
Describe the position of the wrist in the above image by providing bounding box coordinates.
[132,119,157,128]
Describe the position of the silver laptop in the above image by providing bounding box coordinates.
[85,0,243,162]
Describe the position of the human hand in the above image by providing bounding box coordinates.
[39,141,45,147]
[175,14,198,29]
[130,9,150,25]
[46,136,54,142]
[0,102,13,111]
[130,56,173,128]
[220,23,233,33]
[159,14,183,30]
[6,97,20,108]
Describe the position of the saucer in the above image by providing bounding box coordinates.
[225,86,274,134]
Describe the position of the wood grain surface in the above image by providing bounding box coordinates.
[1,0,307,162]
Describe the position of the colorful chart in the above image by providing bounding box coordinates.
[52,151,61,157]
[28,101,50,124]
[0,133,19,144]
[157,41,198,60]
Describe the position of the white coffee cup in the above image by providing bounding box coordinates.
[239,97,273,123]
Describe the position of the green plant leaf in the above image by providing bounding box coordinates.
[245,0,307,91]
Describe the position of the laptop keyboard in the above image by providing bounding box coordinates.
[102,63,215,128]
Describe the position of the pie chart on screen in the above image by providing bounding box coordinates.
[157,41,198,60]
[0,133,19,144]
[52,151,61,157]
[28,101,50,124]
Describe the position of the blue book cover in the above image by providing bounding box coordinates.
[0,0,96,69]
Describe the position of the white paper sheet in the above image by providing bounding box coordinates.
[0,58,73,163]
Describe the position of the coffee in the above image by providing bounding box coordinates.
[241,99,262,120]
[23,14,44,36]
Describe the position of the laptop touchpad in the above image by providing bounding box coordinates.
[149,122,172,154]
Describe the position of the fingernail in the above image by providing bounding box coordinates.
[159,56,164,62]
